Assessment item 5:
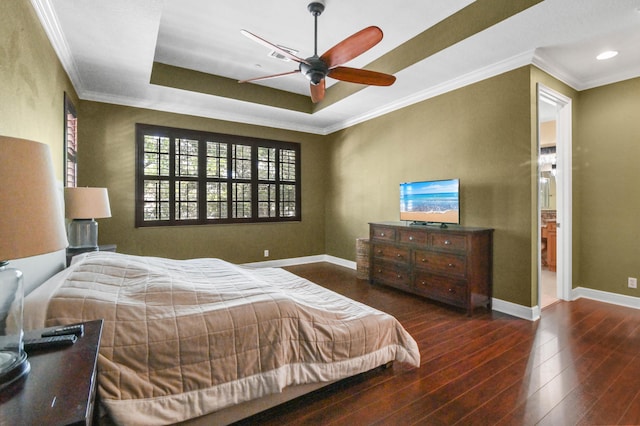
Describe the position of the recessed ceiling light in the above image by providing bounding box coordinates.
[596,50,618,60]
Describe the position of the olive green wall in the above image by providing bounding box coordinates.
[77,101,328,263]
[0,0,78,177]
[6,0,640,309]
[325,68,535,306]
[577,77,640,296]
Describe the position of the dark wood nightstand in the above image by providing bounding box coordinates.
[0,320,103,425]
[66,244,116,267]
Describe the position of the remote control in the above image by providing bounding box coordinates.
[41,324,84,337]
[23,335,77,351]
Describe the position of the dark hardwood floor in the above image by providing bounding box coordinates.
[235,262,640,426]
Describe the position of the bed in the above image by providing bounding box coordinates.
[22,251,420,425]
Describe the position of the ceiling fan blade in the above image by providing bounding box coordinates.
[328,67,396,86]
[241,30,310,65]
[320,26,383,69]
[239,69,300,84]
[310,79,326,103]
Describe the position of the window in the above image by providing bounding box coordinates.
[64,93,78,187]
[136,124,301,227]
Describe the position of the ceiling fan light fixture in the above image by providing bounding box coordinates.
[309,72,324,85]
[300,58,328,85]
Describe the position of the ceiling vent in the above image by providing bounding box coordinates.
[268,45,298,62]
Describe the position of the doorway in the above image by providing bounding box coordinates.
[537,84,572,309]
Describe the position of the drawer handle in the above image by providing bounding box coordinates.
[409,236,414,241]
[448,288,456,294]
[397,274,402,279]
[380,232,385,237]
[377,249,382,254]
[448,263,455,268]
[377,269,382,273]
[396,253,402,258]
[421,281,427,286]
[421,258,428,263]
[444,240,452,245]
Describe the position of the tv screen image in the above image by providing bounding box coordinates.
[400,178,460,225]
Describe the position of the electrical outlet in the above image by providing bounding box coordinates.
[628,277,637,289]
[264,250,269,258]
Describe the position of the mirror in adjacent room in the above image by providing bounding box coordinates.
[539,117,557,308]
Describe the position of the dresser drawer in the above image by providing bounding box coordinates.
[398,229,428,245]
[371,261,411,289]
[430,233,466,252]
[414,272,466,306]
[370,225,396,242]
[372,243,410,264]
[413,250,466,278]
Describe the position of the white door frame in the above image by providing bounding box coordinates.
[538,84,572,304]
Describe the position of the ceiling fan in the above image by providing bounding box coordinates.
[239,1,396,103]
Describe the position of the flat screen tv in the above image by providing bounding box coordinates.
[400,178,460,226]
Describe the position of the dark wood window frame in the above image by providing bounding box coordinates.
[135,123,301,227]
[64,93,78,187]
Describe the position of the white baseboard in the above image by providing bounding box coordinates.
[243,255,356,270]
[492,287,640,322]
[492,298,540,321]
[246,255,542,321]
[245,256,640,321]
[571,286,640,310]
[247,255,542,321]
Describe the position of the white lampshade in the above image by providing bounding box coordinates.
[64,187,111,219]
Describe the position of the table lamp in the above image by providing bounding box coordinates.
[0,136,68,387]
[64,187,111,249]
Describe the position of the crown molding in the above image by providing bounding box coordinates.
[75,49,579,136]
[326,49,538,134]
[80,90,325,135]
[530,50,581,90]
[30,0,85,95]
[36,0,631,136]
[532,50,640,92]
[577,69,640,91]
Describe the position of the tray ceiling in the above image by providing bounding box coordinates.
[33,0,640,134]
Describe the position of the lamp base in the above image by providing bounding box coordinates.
[0,351,30,388]
[68,219,98,249]
[0,263,29,389]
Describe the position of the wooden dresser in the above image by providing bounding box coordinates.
[369,222,493,315]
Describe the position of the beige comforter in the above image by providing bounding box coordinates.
[45,252,420,425]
